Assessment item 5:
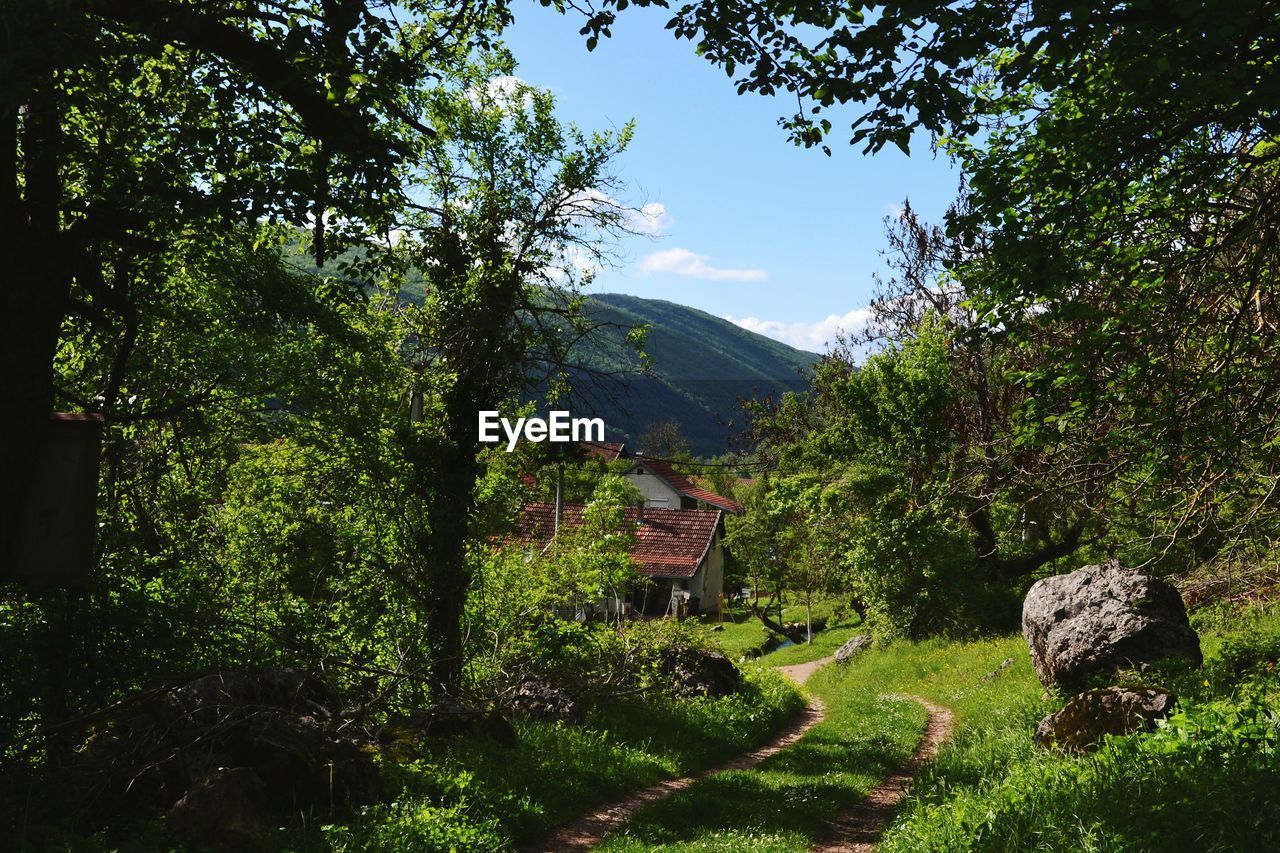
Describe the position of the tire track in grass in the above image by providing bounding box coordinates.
[524,658,834,852]
[810,695,955,853]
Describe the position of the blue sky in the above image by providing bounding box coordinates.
[500,3,959,354]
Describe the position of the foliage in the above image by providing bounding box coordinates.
[602,0,1280,556]
[318,666,803,849]
[738,317,1013,635]
[469,474,647,688]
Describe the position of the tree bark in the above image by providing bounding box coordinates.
[747,599,805,645]
[1,74,68,575]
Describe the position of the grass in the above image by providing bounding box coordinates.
[701,597,859,661]
[875,602,1280,852]
[315,665,805,851]
[597,600,1280,852]
[761,622,867,668]
[594,640,926,851]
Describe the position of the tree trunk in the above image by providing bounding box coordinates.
[420,422,477,697]
[748,599,804,645]
[1,76,68,576]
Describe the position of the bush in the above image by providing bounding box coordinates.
[319,666,803,849]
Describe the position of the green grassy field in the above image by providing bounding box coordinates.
[879,603,1280,852]
[701,597,859,660]
[595,635,926,851]
[601,602,1280,852]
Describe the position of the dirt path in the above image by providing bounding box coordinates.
[524,656,834,852]
[774,656,833,686]
[810,695,955,853]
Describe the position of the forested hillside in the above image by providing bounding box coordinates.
[570,294,819,456]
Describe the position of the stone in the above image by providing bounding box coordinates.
[833,634,873,664]
[1022,562,1202,690]
[1033,686,1177,753]
[167,767,270,852]
[510,677,582,724]
[981,657,1016,682]
[660,645,742,698]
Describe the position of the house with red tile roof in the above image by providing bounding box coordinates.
[513,502,725,616]
[578,441,628,462]
[623,456,743,515]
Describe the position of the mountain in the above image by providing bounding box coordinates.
[564,293,820,458]
[286,237,817,457]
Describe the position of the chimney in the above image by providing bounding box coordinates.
[635,500,646,525]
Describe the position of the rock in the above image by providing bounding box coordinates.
[981,657,1016,682]
[167,767,270,852]
[1022,562,1202,690]
[510,677,581,724]
[833,634,873,664]
[660,645,742,698]
[381,699,518,749]
[1033,686,1176,753]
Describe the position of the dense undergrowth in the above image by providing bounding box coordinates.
[310,665,803,851]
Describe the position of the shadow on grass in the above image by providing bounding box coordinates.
[600,696,921,851]
[433,677,803,844]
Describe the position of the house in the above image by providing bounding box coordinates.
[514,502,725,617]
[623,455,743,515]
[578,440,628,462]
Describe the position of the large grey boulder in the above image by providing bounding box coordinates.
[1034,686,1176,753]
[1022,562,1202,690]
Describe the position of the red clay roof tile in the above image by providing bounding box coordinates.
[512,503,721,579]
[579,441,627,462]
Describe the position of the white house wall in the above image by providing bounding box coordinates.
[684,536,725,614]
[625,469,684,508]
[702,537,724,610]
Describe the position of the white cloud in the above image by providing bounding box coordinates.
[637,248,767,282]
[467,75,535,111]
[630,202,673,237]
[486,75,526,100]
[561,191,672,237]
[725,307,874,353]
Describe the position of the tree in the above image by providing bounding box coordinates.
[1,0,490,573]
[581,0,1280,553]
[369,56,641,692]
[638,418,692,460]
